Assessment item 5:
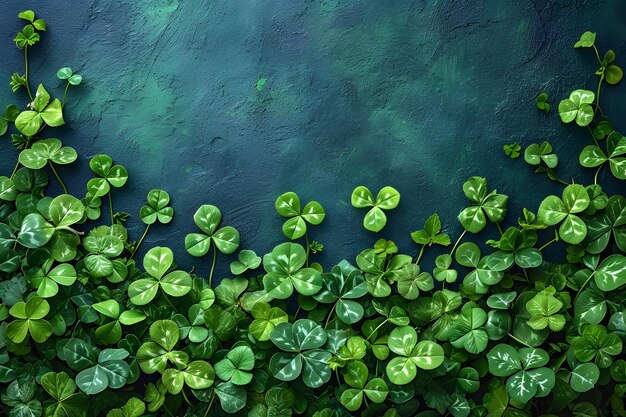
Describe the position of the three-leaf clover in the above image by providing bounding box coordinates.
[351,186,400,232]
[538,184,590,244]
[140,189,174,224]
[248,302,288,341]
[26,258,76,298]
[230,249,261,275]
[15,84,64,136]
[486,227,543,271]
[410,213,450,247]
[18,138,77,170]
[14,24,41,48]
[601,49,623,85]
[340,360,388,411]
[536,92,550,112]
[92,299,146,344]
[456,242,503,295]
[385,326,444,385]
[503,143,522,158]
[458,176,508,233]
[40,372,88,417]
[128,246,192,305]
[573,325,622,368]
[215,345,255,385]
[82,225,125,278]
[579,131,626,180]
[185,204,240,256]
[487,344,555,403]
[136,320,188,374]
[269,319,331,388]
[262,242,322,299]
[162,361,215,395]
[6,296,53,343]
[87,155,128,197]
[172,304,211,343]
[558,89,595,126]
[448,304,489,354]
[526,286,565,331]
[313,261,369,324]
[275,191,325,239]
[524,141,558,169]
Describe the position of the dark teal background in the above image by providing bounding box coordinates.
[1,1,625,278]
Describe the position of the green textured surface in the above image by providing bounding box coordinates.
[1,1,625,277]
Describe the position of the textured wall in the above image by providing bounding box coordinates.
[1,1,625,279]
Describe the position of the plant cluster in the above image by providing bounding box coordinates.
[0,13,625,417]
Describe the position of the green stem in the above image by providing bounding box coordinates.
[495,222,504,235]
[539,236,558,251]
[208,242,217,287]
[11,138,32,179]
[162,292,178,312]
[508,333,533,348]
[449,230,467,257]
[48,162,68,194]
[24,46,33,101]
[324,302,337,329]
[553,177,570,186]
[365,319,388,342]
[415,245,426,264]
[595,74,604,114]
[594,164,603,185]
[204,392,216,417]
[61,82,70,109]
[587,126,600,147]
[577,270,596,294]
[592,45,602,65]
[304,233,310,267]
[181,388,192,407]
[108,192,114,225]
[130,223,150,260]
[294,305,301,319]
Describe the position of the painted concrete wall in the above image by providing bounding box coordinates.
[1,1,625,278]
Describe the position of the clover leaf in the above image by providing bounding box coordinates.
[385,326,444,385]
[395,263,433,300]
[40,371,88,417]
[56,67,83,86]
[458,176,508,233]
[573,325,622,368]
[215,344,255,385]
[172,304,211,343]
[92,299,146,344]
[82,225,125,278]
[503,143,521,158]
[433,253,457,284]
[15,85,64,136]
[602,50,623,85]
[579,131,626,179]
[569,363,600,393]
[593,254,626,292]
[574,31,596,48]
[524,141,558,169]
[185,204,240,258]
[87,155,128,197]
[18,138,77,170]
[340,360,388,411]
[18,10,45,31]
[486,227,542,271]
[6,296,53,343]
[1,379,42,417]
[448,304,489,354]
[26,258,76,298]
[487,344,555,403]
[162,361,215,394]
[558,89,595,126]
[275,191,325,239]
[14,24,40,48]
[313,261,368,324]
[137,320,188,374]
[269,319,331,388]
[351,186,400,232]
[140,189,173,225]
[248,302,288,341]
[262,242,322,299]
[410,213,450,247]
[106,398,145,417]
[536,92,550,112]
[230,249,261,275]
[456,242,503,295]
[128,246,192,305]
[538,184,590,244]
[526,286,565,331]
[215,382,247,414]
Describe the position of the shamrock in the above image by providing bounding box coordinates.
[600,49,623,85]
[313,260,369,324]
[40,372,88,417]
[248,302,288,341]
[447,304,489,354]
[230,249,261,275]
[351,186,400,232]
[92,299,146,344]
[172,304,210,343]
[215,344,255,385]
[269,319,331,388]
[524,141,558,169]
[140,189,174,224]
[184,204,240,265]
[1,380,42,417]
[458,176,508,233]
[18,138,77,171]
[573,325,622,368]
[536,92,550,112]
[128,246,192,305]
[262,242,322,299]
[503,143,522,158]
[579,131,626,180]
[340,360,388,411]
[385,326,444,385]
[136,320,189,374]
[487,344,555,403]
[13,24,40,48]
[18,10,46,31]
[410,213,450,247]
[558,89,595,126]
[106,398,145,417]
[6,296,53,343]
[433,254,457,284]
[526,286,565,331]
[15,85,64,136]
[456,242,503,295]
[395,263,434,300]
[486,227,543,271]
[538,184,590,244]
[82,225,126,278]
[162,361,215,395]
[56,67,83,86]
[26,257,77,298]
[574,31,596,48]
[87,154,128,197]
[275,191,325,239]
[585,195,626,253]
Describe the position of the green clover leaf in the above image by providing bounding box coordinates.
[538,184,590,244]
[262,242,322,299]
[558,89,595,126]
[458,176,508,233]
[275,191,325,239]
[351,185,400,232]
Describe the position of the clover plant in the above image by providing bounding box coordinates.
[0,11,625,417]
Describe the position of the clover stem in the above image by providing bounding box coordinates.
[592,45,602,66]
[577,270,596,294]
[208,242,217,287]
[594,164,603,185]
[587,126,600,147]
[204,392,216,417]
[449,230,467,257]
[109,192,114,225]
[538,236,558,251]
[61,82,70,109]
[162,404,175,417]
[363,396,369,408]
[11,137,32,179]
[553,177,571,186]
[181,388,192,407]
[324,302,337,329]
[130,223,150,260]
[495,222,504,236]
[415,245,426,265]
[507,333,533,348]
[595,74,604,114]
[365,319,388,342]
[24,46,33,101]
[294,305,301,319]
[57,226,84,236]
[304,233,310,267]
[48,162,68,194]
[161,292,178,312]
